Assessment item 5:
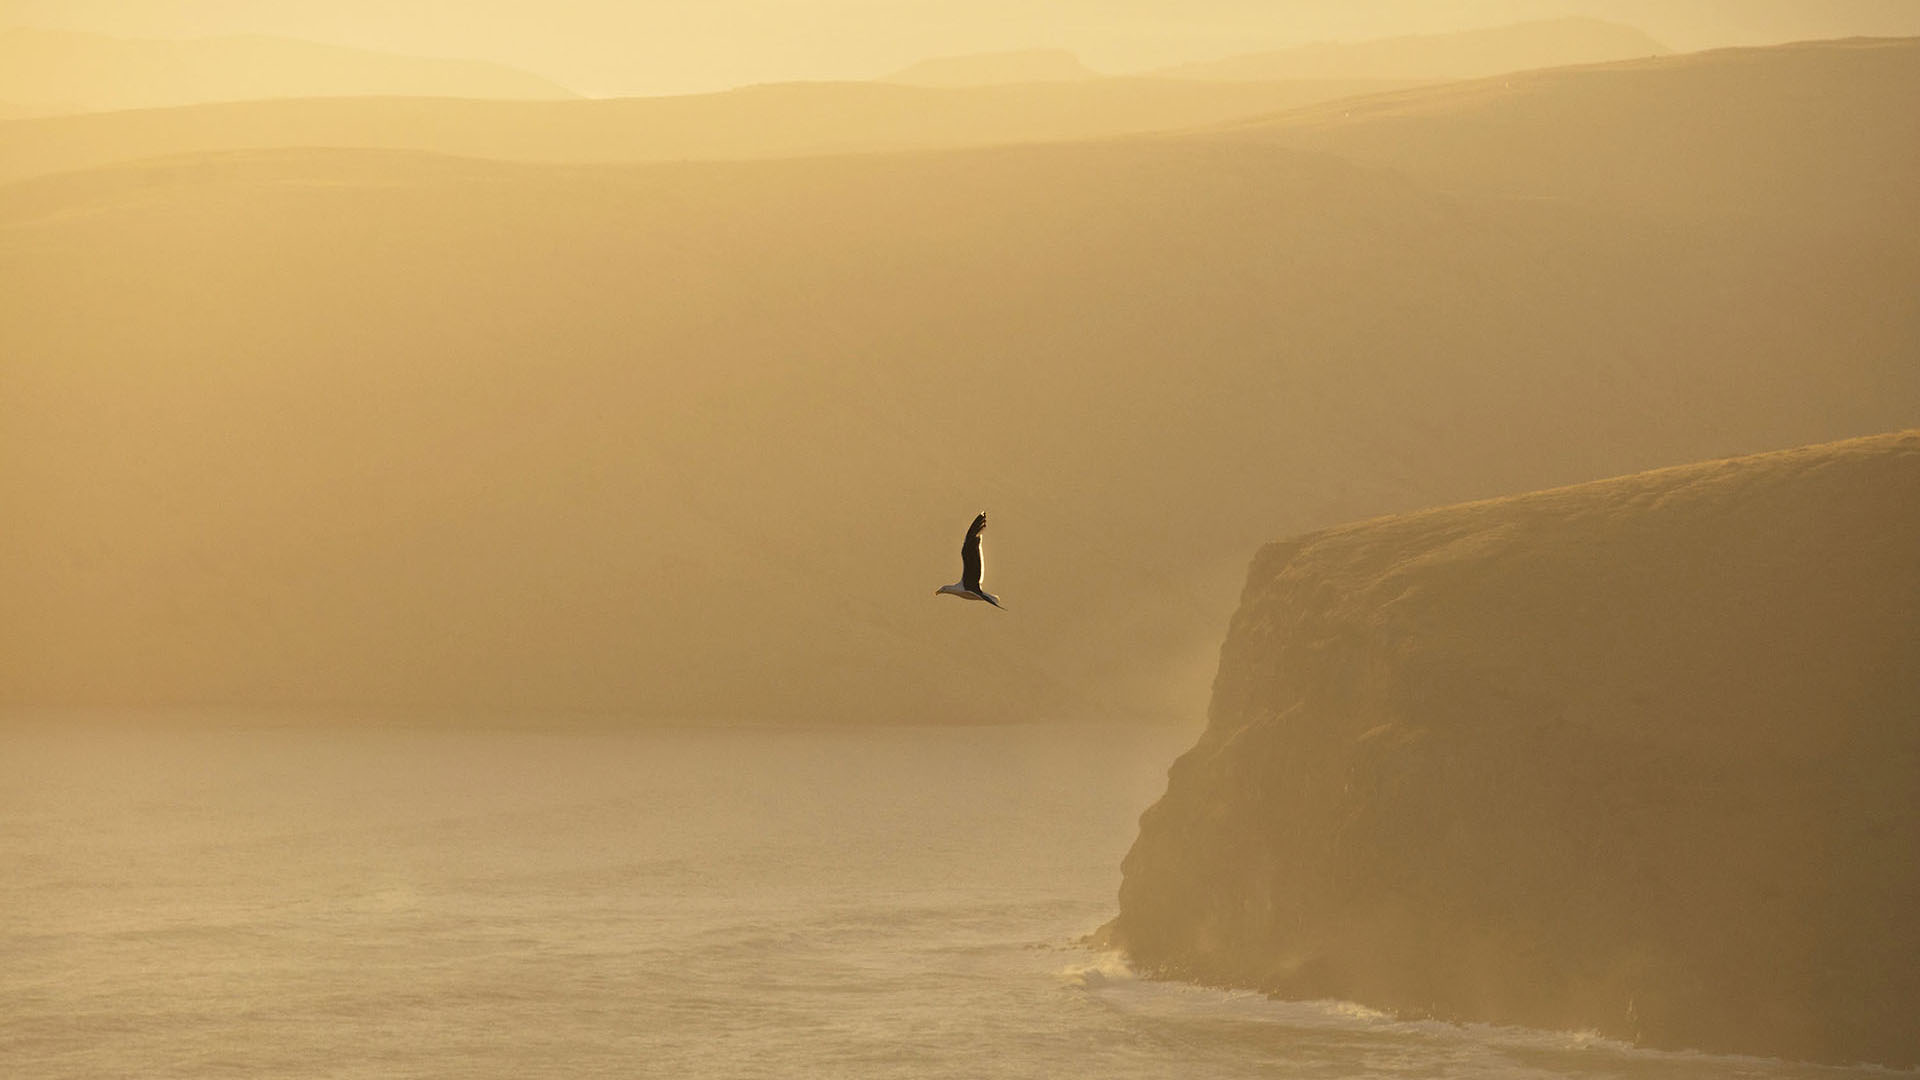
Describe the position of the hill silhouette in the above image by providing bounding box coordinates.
[0,76,1413,185]
[1,38,1915,724]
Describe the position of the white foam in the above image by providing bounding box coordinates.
[1056,949,1138,989]
[1055,947,1914,1077]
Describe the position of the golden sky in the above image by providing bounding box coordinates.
[4,0,1918,94]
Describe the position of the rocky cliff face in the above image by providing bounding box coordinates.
[1111,431,1920,1067]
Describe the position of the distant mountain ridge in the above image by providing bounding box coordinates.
[0,26,576,112]
[1156,17,1667,81]
[884,48,1100,87]
[0,76,1418,183]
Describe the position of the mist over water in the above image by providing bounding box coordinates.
[4,0,1918,1070]
[1,722,1895,1079]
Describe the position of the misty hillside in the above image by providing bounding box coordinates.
[0,27,576,113]
[1154,17,1667,81]
[1113,430,1920,1066]
[1224,36,1920,239]
[2,38,1916,725]
[884,49,1099,87]
[0,76,1415,185]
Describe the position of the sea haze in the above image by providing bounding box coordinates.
[0,721,1893,1079]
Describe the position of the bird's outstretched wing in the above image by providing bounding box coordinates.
[960,512,988,593]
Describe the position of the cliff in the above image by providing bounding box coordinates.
[1111,431,1920,1066]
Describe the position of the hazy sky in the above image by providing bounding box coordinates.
[4,1,1918,97]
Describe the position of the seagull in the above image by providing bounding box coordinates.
[935,512,1003,608]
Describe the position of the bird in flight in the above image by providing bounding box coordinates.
[935,512,1003,608]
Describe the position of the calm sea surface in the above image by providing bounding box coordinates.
[0,722,1899,1079]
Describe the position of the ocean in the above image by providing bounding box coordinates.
[0,722,1895,1079]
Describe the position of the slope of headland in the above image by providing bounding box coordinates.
[1154,18,1666,82]
[1214,36,1920,239]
